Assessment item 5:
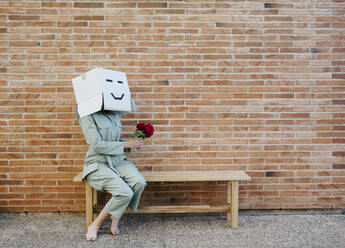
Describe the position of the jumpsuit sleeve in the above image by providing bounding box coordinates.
[119,97,136,117]
[78,114,125,155]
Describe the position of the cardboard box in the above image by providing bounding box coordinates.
[72,67,132,117]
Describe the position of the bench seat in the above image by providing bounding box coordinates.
[73,170,251,229]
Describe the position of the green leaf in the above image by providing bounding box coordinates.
[130,131,146,139]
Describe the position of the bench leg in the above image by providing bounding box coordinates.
[226,181,231,222]
[92,188,98,221]
[231,181,239,228]
[85,182,93,229]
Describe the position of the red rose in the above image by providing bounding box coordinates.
[143,123,154,137]
[136,123,146,132]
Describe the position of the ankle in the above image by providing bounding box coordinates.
[110,215,119,221]
[89,223,101,229]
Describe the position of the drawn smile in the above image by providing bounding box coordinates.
[111,93,124,100]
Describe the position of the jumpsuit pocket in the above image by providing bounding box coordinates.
[82,162,98,182]
[85,163,123,193]
[85,163,106,192]
[85,177,104,192]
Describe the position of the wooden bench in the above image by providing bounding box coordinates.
[73,171,251,229]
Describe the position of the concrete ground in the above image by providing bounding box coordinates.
[0,210,344,248]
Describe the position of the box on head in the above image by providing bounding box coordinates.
[72,67,132,117]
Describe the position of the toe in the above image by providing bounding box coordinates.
[110,228,120,235]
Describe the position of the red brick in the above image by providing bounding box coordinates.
[57,22,88,27]
[74,15,104,21]
[9,187,41,192]
[333,164,345,169]
[74,2,104,8]
[9,200,40,205]
[9,15,39,21]
[42,2,72,8]
[138,3,167,8]
[156,9,185,15]
[9,41,39,47]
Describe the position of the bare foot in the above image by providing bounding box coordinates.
[85,224,100,241]
[109,216,120,235]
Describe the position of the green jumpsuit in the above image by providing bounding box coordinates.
[77,99,147,220]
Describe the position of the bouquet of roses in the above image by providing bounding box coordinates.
[124,123,154,152]
[130,122,154,139]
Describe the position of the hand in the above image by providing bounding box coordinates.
[124,137,144,148]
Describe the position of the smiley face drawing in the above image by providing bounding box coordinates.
[101,69,131,112]
[105,79,124,101]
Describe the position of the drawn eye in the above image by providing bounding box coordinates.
[106,79,123,84]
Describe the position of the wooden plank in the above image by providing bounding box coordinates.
[141,171,251,182]
[226,181,231,222]
[74,171,251,182]
[92,188,98,221]
[127,205,231,213]
[231,181,239,228]
[73,172,83,182]
[93,204,231,214]
[85,182,93,229]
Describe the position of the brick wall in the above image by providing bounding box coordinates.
[1,0,344,212]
